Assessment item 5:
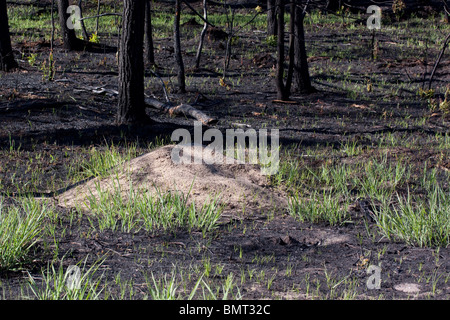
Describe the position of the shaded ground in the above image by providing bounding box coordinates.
[0,1,449,300]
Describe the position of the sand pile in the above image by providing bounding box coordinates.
[57,145,286,214]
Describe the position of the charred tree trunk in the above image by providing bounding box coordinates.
[117,0,152,124]
[145,0,155,66]
[285,0,295,95]
[174,0,186,93]
[0,0,18,71]
[275,0,289,100]
[293,0,314,94]
[267,0,278,37]
[57,0,82,50]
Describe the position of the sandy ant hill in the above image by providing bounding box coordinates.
[57,145,287,216]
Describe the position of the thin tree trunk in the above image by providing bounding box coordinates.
[195,0,208,69]
[117,0,151,124]
[428,31,450,90]
[224,7,235,73]
[96,0,101,34]
[0,0,18,71]
[174,0,186,93]
[285,0,295,95]
[145,0,155,66]
[275,0,288,100]
[267,0,278,37]
[78,0,90,41]
[51,0,55,50]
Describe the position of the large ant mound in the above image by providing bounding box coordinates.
[57,145,286,216]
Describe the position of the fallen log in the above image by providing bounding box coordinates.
[53,78,217,124]
[145,97,217,125]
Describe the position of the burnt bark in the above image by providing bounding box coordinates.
[0,0,18,71]
[117,0,152,125]
[145,0,155,65]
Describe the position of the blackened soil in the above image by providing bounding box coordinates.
[0,1,449,300]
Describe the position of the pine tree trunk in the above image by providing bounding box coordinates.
[174,0,186,93]
[117,0,151,124]
[57,0,82,50]
[293,1,314,94]
[145,0,155,65]
[267,0,278,37]
[0,0,17,71]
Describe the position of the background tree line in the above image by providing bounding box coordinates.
[1,0,448,124]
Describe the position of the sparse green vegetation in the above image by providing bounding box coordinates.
[82,179,223,234]
[288,190,351,226]
[373,184,450,247]
[27,257,106,300]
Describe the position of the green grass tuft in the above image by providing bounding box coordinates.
[0,197,48,270]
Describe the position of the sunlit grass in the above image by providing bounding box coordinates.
[288,190,351,226]
[373,184,450,247]
[81,177,223,234]
[68,142,139,181]
[0,197,49,270]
